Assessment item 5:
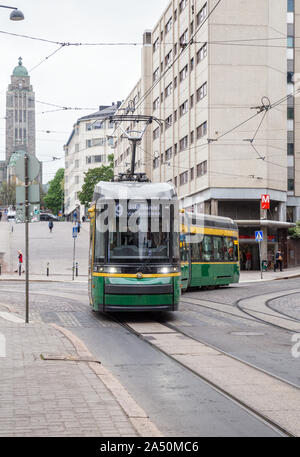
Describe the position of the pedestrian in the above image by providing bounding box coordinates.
[245,251,252,270]
[274,249,283,272]
[48,220,53,233]
[15,250,24,274]
[73,211,77,224]
[0,210,2,221]
[82,216,86,223]
[76,220,81,234]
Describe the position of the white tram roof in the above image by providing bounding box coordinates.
[93,181,177,201]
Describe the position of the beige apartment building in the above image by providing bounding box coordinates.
[114,0,299,269]
[64,102,121,219]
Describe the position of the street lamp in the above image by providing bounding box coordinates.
[0,4,24,21]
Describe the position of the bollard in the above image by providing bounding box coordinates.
[46,262,49,277]
[76,262,78,277]
[18,263,21,276]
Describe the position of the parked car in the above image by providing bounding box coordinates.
[40,212,59,221]
[7,209,16,221]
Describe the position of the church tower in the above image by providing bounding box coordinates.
[5,57,38,182]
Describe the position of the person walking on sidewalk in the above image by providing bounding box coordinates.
[48,220,53,233]
[245,251,252,270]
[15,250,24,274]
[274,249,283,272]
[0,210,2,221]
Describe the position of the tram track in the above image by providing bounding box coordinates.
[108,313,300,437]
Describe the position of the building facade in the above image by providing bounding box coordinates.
[64,102,121,219]
[114,0,297,269]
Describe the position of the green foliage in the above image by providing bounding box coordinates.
[44,168,64,215]
[288,221,300,240]
[0,181,16,206]
[78,157,114,208]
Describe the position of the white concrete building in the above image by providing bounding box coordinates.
[64,102,121,219]
[114,0,297,268]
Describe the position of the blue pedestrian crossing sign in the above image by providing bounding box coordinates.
[72,226,78,238]
[255,231,263,242]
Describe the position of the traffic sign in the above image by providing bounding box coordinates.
[72,227,78,238]
[15,154,40,182]
[255,231,263,242]
[15,204,40,223]
[16,183,40,204]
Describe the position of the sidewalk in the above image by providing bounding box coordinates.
[0,273,88,282]
[0,306,160,437]
[240,266,300,283]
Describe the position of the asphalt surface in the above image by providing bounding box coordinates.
[2,279,300,436]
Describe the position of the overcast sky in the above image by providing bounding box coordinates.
[0,0,169,183]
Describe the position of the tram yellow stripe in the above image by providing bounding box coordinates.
[180,225,238,237]
[92,273,181,278]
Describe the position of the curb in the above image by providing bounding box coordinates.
[51,323,163,438]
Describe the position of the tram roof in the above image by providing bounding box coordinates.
[185,212,238,231]
[93,181,177,201]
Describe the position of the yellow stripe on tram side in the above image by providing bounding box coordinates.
[180,224,239,238]
[191,262,239,265]
[92,273,181,278]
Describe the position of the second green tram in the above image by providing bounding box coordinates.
[180,212,240,291]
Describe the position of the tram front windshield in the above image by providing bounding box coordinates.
[95,201,178,264]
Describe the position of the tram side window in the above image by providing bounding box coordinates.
[213,236,223,261]
[202,235,213,262]
[94,213,105,262]
[223,237,235,261]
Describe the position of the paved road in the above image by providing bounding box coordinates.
[2,279,300,436]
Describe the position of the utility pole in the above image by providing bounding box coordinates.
[24,153,29,323]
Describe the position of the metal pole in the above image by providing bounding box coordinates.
[130,140,137,177]
[72,236,76,280]
[259,241,263,280]
[25,154,29,323]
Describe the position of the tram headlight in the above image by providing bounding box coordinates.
[106,267,121,274]
[158,267,171,274]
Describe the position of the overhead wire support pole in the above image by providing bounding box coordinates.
[24,153,29,324]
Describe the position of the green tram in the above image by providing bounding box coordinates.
[88,181,181,312]
[180,213,240,291]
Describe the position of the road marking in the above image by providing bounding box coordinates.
[125,320,300,436]
[0,311,24,323]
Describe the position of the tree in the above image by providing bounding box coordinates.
[78,155,114,208]
[0,181,16,206]
[288,221,300,240]
[44,168,64,215]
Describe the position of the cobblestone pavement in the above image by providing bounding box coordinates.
[0,313,138,437]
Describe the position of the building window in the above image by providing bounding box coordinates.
[179,171,188,186]
[179,64,188,82]
[179,29,189,47]
[287,72,294,83]
[196,3,207,27]
[190,167,194,181]
[174,110,177,122]
[15,111,18,122]
[165,50,172,67]
[86,156,92,164]
[190,57,194,71]
[287,36,294,48]
[23,110,26,122]
[153,97,160,110]
[174,43,177,56]
[174,176,177,187]
[190,94,194,109]
[288,107,294,120]
[174,76,177,88]
[174,9,177,21]
[23,128,26,139]
[161,30,164,41]
[165,147,172,161]
[288,143,294,155]
[153,37,159,52]
[153,127,160,140]
[197,82,207,102]
[161,62,164,73]
[190,130,194,144]
[94,155,105,163]
[165,17,172,34]
[288,0,294,12]
[165,82,173,99]
[165,114,173,129]
[179,0,188,14]
[179,100,188,117]
[75,143,79,153]
[197,161,207,177]
[153,68,159,82]
[190,21,194,35]
[174,143,178,155]
[288,179,295,191]
[196,121,208,139]
[161,92,164,103]
[75,176,79,185]
[287,206,295,222]
[19,110,22,122]
[179,135,188,151]
[196,43,207,64]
